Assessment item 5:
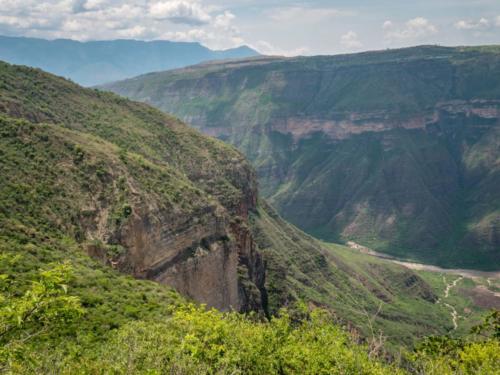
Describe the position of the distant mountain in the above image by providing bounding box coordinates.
[103,45,500,269]
[0,35,259,86]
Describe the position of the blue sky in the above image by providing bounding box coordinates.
[1,0,499,55]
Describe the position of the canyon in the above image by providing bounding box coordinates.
[104,45,500,270]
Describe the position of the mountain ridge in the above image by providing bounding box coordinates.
[0,35,259,86]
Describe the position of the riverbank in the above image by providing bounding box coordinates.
[346,241,500,280]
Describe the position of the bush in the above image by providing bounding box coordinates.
[65,305,400,375]
[0,257,84,371]
[408,311,500,375]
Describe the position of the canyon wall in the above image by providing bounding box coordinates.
[104,46,500,269]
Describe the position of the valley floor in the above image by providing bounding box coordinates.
[344,241,500,334]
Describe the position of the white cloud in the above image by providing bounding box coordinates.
[155,9,243,50]
[382,20,393,30]
[149,1,211,25]
[0,11,60,30]
[384,17,437,40]
[455,17,490,30]
[0,0,247,49]
[82,0,110,11]
[62,18,85,32]
[268,6,350,23]
[214,10,235,29]
[250,40,308,57]
[496,15,500,27]
[116,25,147,39]
[340,31,362,50]
[160,26,243,50]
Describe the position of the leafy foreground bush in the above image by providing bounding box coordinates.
[408,311,500,375]
[66,306,403,375]
[0,256,398,374]
[0,257,498,374]
[70,310,499,375]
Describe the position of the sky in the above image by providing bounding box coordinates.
[1,0,500,55]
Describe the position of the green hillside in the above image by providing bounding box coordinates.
[1,61,498,373]
[104,45,500,269]
[251,202,499,352]
[0,60,270,313]
[0,114,397,373]
[0,59,460,345]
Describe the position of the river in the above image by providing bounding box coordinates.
[346,241,500,280]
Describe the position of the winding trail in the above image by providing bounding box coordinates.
[444,276,463,298]
[440,276,463,330]
[443,303,459,330]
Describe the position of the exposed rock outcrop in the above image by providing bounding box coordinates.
[85,169,266,313]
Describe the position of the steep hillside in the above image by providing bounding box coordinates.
[0,61,265,312]
[1,60,496,356]
[104,45,500,269]
[0,116,402,373]
[0,35,258,86]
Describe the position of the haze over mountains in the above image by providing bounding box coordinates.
[104,45,500,270]
[0,35,259,86]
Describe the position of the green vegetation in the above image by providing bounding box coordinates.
[409,311,500,374]
[0,250,498,373]
[0,59,266,313]
[0,252,397,374]
[105,45,500,269]
[0,59,498,373]
[0,235,184,372]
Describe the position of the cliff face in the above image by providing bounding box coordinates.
[106,188,263,312]
[104,45,500,269]
[267,100,500,142]
[0,60,265,312]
